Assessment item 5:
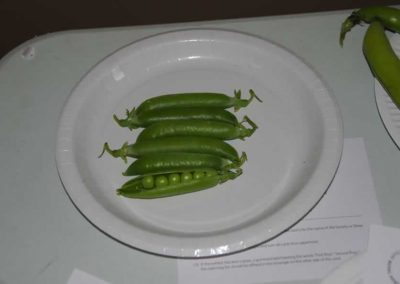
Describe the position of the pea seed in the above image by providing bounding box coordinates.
[193,171,205,179]
[168,173,180,185]
[142,175,154,189]
[155,175,168,187]
[181,172,193,183]
[206,169,218,177]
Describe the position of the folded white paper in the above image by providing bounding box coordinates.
[67,269,110,284]
[365,225,400,284]
[178,138,382,283]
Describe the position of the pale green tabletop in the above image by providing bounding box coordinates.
[0,8,399,284]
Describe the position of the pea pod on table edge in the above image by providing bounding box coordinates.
[340,6,400,110]
[363,21,400,109]
[340,6,400,46]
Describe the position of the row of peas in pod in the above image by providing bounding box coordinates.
[99,89,262,199]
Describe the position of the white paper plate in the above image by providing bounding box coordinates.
[375,33,400,149]
[56,29,343,257]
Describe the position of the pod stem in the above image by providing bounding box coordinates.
[340,12,361,46]
[243,115,258,132]
[236,115,258,140]
[233,89,263,111]
[225,152,247,170]
[220,168,243,183]
[98,142,129,163]
[113,108,138,130]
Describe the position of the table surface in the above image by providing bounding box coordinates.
[1,7,399,284]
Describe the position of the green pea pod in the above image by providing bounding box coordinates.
[136,116,258,141]
[99,136,240,163]
[114,107,239,130]
[363,21,400,109]
[340,6,400,46]
[134,89,261,115]
[122,152,246,176]
[117,169,242,199]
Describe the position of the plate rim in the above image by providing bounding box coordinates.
[375,33,400,150]
[56,28,344,258]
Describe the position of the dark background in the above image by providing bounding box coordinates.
[2,0,400,58]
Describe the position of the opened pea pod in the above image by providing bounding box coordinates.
[117,169,242,199]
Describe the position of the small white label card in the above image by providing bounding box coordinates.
[177,138,382,283]
[365,225,400,284]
